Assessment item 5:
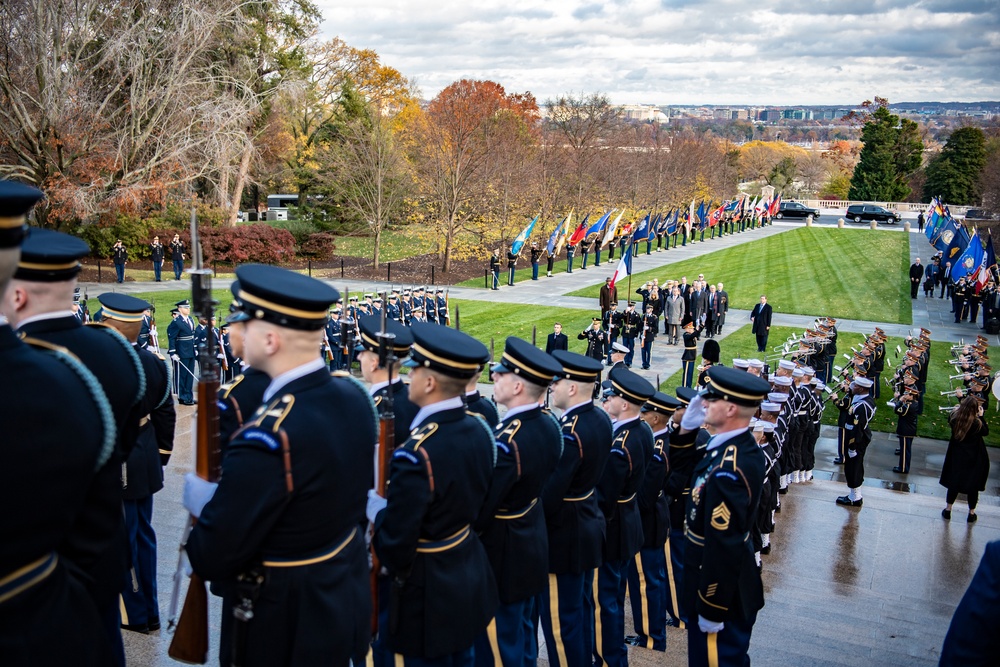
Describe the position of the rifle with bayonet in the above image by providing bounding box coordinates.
[371,301,397,634]
[167,205,222,664]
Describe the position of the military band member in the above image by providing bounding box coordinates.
[368,324,499,665]
[540,351,614,667]
[167,299,197,405]
[4,228,146,666]
[0,182,116,665]
[626,392,681,651]
[474,338,563,666]
[579,318,608,362]
[592,367,655,667]
[680,366,772,667]
[893,388,919,474]
[97,293,176,635]
[835,377,876,507]
[183,265,376,666]
[663,386,700,629]
[697,339,720,388]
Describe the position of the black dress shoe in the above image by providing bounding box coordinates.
[121,622,149,634]
[832,457,845,465]
[147,617,160,632]
[778,486,788,495]
[942,509,951,519]
[892,466,908,474]
[836,495,863,507]
[760,544,771,555]
[624,635,644,647]
[894,449,901,455]
[968,513,978,523]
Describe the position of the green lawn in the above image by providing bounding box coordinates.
[656,324,979,440]
[567,228,912,324]
[332,229,436,262]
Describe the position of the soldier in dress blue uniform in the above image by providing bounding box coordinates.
[680,366,772,667]
[97,293,176,635]
[474,338,564,666]
[401,290,413,325]
[0,181,116,666]
[436,289,449,325]
[356,315,420,433]
[4,227,146,667]
[167,299,197,405]
[216,296,271,450]
[367,323,499,667]
[591,366,655,667]
[386,293,402,323]
[626,391,681,651]
[836,376,876,507]
[425,290,438,324]
[183,265,376,667]
[540,350,614,667]
[663,386,700,630]
[325,307,344,371]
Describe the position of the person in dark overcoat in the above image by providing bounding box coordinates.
[940,396,991,522]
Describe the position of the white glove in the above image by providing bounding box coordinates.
[171,354,180,362]
[217,352,226,360]
[680,395,707,430]
[182,472,218,519]
[847,449,858,458]
[698,615,724,634]
[366,489,387,524]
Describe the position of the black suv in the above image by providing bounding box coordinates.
[775,201,820,220]
[846,204,900,224]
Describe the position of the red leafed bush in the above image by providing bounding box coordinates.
[202,225,296,264]
[299,233,337,260]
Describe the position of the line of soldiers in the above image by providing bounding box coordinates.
[0,182,175,666]
[885,329,933,474]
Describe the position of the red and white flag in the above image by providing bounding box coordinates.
[609,256,629,289]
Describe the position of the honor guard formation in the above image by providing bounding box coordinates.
[2,179,997,667]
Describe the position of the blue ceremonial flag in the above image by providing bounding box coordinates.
[511,215,538,255]
[647,213,659,240]
[952,231,985,283]
[586,210,610,238]
[665,209,678,234]
[631,213,650,243]
[939,219,970,259]
[974,231,996,293]
[546,214,568,255]
[696,201,708,229]
[924,198,943,243]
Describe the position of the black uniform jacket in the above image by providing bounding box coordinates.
[187,368,377,666]
[597,416,654,562]
[1,326,115,665]
[665,427,702,530]
[217,367,271,451]
[122,346,175,501]
[683,430,766,623]
[894,400,918,437]
[372,378,420,439]
[465,390,500,427]
[540,401,613,574]
[374,405,498,658]
[476,405,563,603]
[638,427,670,548]
[18,317,143,607]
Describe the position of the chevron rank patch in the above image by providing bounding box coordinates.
[710,502,731,530]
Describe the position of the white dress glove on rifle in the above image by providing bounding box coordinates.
[698,615,725,634]
[171,354,180,362]
[182,472,218,519]
[680,395,707,430]
[367,489,387,524]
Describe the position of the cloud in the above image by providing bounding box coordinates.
[316,0,1000,104]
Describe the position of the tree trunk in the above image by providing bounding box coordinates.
[372,225,381,270]
[443,217,454,272]
[226,145,253,227]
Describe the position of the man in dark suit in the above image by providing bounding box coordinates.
[689,282,705,328]
[940,261,952,298]
[599,277,617,316]
[750,294,772,352]
[715,283,729,335]
[909,258,924,299]
[545,322,569,354]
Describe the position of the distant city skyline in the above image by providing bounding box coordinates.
[316,0,1000,106]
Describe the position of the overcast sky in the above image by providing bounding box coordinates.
[316,0,1000,106]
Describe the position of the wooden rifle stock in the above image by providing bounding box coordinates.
[370,305,396,635]
[169,209,221,665]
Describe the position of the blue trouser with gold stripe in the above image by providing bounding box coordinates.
[626,546,666,650]
[682,360,695,389]
[591,560,628,667]
[474,598,534,667]
[120,496,158,627]
[539,572,589,667]
[382,648,474,667]
[663,529,687,628]
[686,611,756,667]
[898,435,913,472]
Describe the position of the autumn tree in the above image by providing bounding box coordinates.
[408,79,539,272]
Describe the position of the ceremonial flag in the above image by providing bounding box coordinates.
[687,199,696,234]
[952,231,985,283]
[602,210,624,245]
[695,201,707,230]
[665,209,678,234]
[938,219,969,257]
[546,214,569,255]
[567,215,589,246]
[609,255,629,289]
[586,211,611,238]
[768,194,782,217]
[511,215,538,255]
[631,213,650,243]
[647,213,660,240]
[974,231,996,294]
[709,204,725,227]
[724,198,740,213]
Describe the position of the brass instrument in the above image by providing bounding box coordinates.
[949,373,970,380]
[940,388,963,397]
[939,405,958,413]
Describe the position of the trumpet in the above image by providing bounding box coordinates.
[949,373,970,380]
[940,388,963,397]
[939,405,958,413]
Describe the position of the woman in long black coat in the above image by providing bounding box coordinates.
[940,396,990,522]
